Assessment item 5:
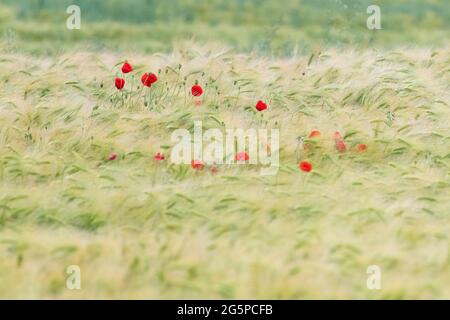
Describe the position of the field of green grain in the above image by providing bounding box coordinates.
[0,1,449,299]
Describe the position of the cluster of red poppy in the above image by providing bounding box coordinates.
[109,61,368,174]
[114,61,268,111]
[114,61,158,90]
[298,130,368,172]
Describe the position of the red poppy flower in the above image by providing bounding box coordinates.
[357,144,367,152]
[309,130,321,138]
[141,73,158,87]
[335,139,347,153]
[115,78,125,90]
[154,152,165,161]
[191,85,203,97]
[108,153,117,161]
[255,100,267,111]
[235,151,250,162]
[121,61,133,74]
[191,160,204,170]
[334,131,347,153]
[299,161,312,172]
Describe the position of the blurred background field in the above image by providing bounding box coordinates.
[0,0,449,55]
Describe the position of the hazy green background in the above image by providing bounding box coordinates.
[0,0,449,54]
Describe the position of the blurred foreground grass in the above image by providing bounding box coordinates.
[0,0,449,55]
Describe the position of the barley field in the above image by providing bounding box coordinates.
[0,1,449,299]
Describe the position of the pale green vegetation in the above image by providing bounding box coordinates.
[1,0,449,54]
[0,43,449,298]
